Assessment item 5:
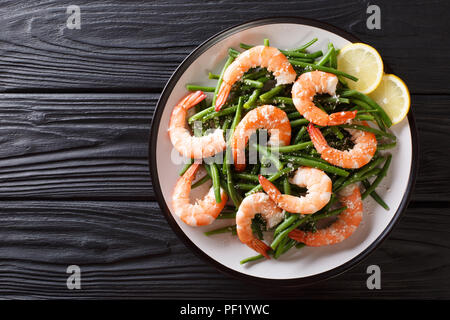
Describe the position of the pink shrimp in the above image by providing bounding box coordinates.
[172,163,227,227]
[231,105,291,172]
[258,167,332,214]
[288,184,363,246]
[307,122,377,169]
[169,91,226,159]
[292,71,357,126]
[236,193,284,259]
[215,45,297,111]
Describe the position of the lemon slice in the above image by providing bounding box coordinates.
[369,74,410,125]
[337,43,384,94]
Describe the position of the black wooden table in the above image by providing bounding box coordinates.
[0,0,449,299]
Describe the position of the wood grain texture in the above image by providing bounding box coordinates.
[0,93,447,201]
[0,202,448,299]
[0,0,449,94]
[0,93,155,200]
[0,0,448,300]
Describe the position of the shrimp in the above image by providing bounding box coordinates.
[215,45,297,111]
[172,163,227,227]
[236,193,284,259]
[307,122,377,169]
[230,105,291,172]
[258,167,332,214]
[288,184,363,246]
[292,71,357,126]
[169,91,226,159]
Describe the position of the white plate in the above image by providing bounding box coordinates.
[149,17,418,286]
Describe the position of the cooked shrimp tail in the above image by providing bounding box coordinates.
[289,184,363,246]
[169,91,226,159]
[307,122,377,169]
[172,163,228,227]
[328,110,358,126]
[259,167,332,214]
[236,193,284,258]
[231,105,291,172]
[292,71,358,126]
[248,239,271,259]
[215,83,232,112]
[215,46,296,111]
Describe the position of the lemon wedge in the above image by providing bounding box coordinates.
[337,43,384,94]
[369,74,411,125]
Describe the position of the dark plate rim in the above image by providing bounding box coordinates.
[149,16,419,287]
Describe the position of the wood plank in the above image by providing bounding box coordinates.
[0,93,155,200]
[0,0,448,94]
[0,201,447,299]
[0,93,447,201]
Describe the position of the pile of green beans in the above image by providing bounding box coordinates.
[181,38,396,264]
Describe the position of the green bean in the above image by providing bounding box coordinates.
[272,96,294,105]
[280,154,349,177]
[236,183,256,191]
[186,84,216,92]
[318,96,350,104]
[289,60,358,81]
[217,212,237,219]
[334,157,384,192]
[234,173,259,183]
[286,111,300,120]
[244,89,261,109]
[212,56,235,108]
[188,106,214,124]
[274,239,297,259]
[316,44,334,66]
[270,141,313,153]
[208,72,220,79]
[224,97,244,207]
[179,159,193,176]
[274,215,298,237]
[243,79,264,88]
[228,48,240,59]
[281,50,323,59]
[362,179,389,210]
[377,142,397,150]
[295,242,306,249]
[243,69,267,80]
[271,216,309,250]
[330,126,344,140]
[251,143,283,171]
[293,126,308,144]
[355,114,375,121]
[339,124,396,140]
[350,98,386,131]
[245,165,298,196]
[340,90,392,128]
[201,105,237,122]
[362,154,392,199]
[204,225,236,236]
[259,85,285,102]
[240,254,265,264]
[292,38,318,52]
[209,163,222,203]
[311,206,346,222]
[328,43,337,69]
[191,174,211,189]
[290,118,310,128]
[283,176,291,195]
